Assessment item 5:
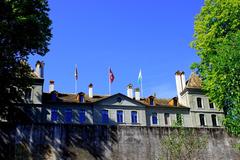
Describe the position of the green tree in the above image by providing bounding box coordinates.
[191,0,240,135]
[0,0,52,121]
[160,128,207,160]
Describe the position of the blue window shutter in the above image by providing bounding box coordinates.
[80,96,84,103]
[131,111,137,123]
[64,109,72,123]
[102,110,109,124]
[152,113,157,124]
[79,109,85,123]
[117,110,123,123]
[51,109,58,122]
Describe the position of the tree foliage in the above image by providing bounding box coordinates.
[160,128,207,160]
[191,0,240,135]
[0,0,52,120]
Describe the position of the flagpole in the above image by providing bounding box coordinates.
[108,67,111,95]
[75,78,77,94]
[141,79,143,98]
[75,64,78,94]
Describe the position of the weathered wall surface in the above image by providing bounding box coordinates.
[0,123,239,160]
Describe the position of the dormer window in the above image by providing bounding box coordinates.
[78,92,85,103]
[80,95,84,103]
[149,96,154,106]
[51,92,57,101]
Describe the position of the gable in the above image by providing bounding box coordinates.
[95,93,145,107]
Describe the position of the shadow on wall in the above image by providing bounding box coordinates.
[0,124,118,160]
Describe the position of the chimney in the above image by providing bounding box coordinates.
[88,83,93,98]
[175,71,186,104]
[127,84,133,98]
[35,61,44,78]
[135,88,140,101]
[49,80,55,93]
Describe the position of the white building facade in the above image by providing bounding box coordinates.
[21,62,225,128]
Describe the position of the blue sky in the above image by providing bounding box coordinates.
[29,0,203,98]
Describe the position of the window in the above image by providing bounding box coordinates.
[152,113,158,125]
[209,100,214,109]
[211,115,217,127]
[102,110,109,124]
[51,109,58,122]
[117,110,123,123]
[79,109,85,123]
[131,111,138,123]
[199,114,205,126]
[176,114,183,126]
[51,93,57,101]
[25,88,32,100]
[164,113,170,125]
[80,95,84,103]
[117,97,122,103]
[64,109,72,123]
[150,98,154,106]
[197,98,202,108]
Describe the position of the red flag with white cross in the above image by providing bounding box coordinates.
[109,68,115,83]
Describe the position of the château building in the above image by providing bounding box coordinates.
[20,61,225,128]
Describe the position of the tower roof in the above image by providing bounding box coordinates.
[186,72,202,88]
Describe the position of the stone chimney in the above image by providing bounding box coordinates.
[88,83,93,98]
[135,88,140,101]
[35,61,44,78]
[49,80,55,93]
[127,84,133,99]
[175,71,186,105]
